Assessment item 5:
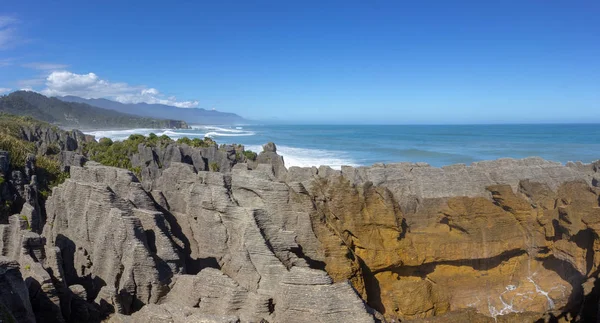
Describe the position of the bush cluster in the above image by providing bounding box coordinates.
[84,133,176,177]
[177,136,216,148]
[243,150,257,161]
[0,114,69,199]
[0,134,35,168]
[209,162,220,172]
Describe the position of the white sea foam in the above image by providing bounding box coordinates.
[85,128,156,141]
[157,130,194,137]
[205,131,255,137]
[86,126,255,141]
[191,125,248,133]
[191,125,256,137]
[85,128,356,170]
[245,145,358,170]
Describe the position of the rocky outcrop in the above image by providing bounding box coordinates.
[254,142,286,179]
[131,143,242,191]
[0,152,42,233]
[1,118,89,225]
[1,130,600,322]
[138,151,600,322]
[314,159,600,321]
[43,163,184,316]
[13,122,90,156]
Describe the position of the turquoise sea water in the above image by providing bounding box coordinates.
[86,124,600,169]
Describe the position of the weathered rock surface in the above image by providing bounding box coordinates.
[254,142,287,179]
[131,142,244,191]
[139,152,600,322]
[2,130,600,323]
[302,160,600,321]
[43,163,184,316]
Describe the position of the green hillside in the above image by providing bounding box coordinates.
[0,91,189,129]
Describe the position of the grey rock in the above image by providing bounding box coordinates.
[275,267,375,323]
[147,162,371,322]
[256,142,287,179]
[0,256,36,323]
[43,164,184,315]
[58,151,87,172]
[108,303,240,323]
[163,268,268,322]
[263,142,277,153]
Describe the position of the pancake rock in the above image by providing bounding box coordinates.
[2,134,600,322]
[43,163,185,316]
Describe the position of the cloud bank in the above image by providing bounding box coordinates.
[40,71,199,108]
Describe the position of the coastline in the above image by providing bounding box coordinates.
[82,123,600,170]
[1,115,600,322]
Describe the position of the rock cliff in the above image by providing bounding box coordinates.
[1,121,599,323]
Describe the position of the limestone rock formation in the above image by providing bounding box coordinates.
[254,142,286,179]
[1,124,600,323]
[139,152,600,322]
[43,163,185,316]
[288,160,599,322]
[131,142,242,191]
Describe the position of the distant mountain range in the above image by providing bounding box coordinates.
[0,91,189,129]
[59,96,248,125]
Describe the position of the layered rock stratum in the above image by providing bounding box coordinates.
[1,117,599,322]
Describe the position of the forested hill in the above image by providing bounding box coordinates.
[0,91,189,129]
[60,95,248,125]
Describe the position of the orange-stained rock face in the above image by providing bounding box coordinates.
[307,174,600,322]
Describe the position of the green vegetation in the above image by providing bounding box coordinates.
[0,175,4,185]
[19,215,31,231]
[243,150,257,161]
[0,114,69,198]
[0,91,189,129]
[0,114,51,168]
[36,156,70,198]
[24,264,31,271]
[177,136,216,148]
[43,143,61,155]
[209,162,220,172]
[84,133,173,174]
[0,129,36,168]
[235,149,257,161]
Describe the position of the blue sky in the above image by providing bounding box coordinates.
[0,1,599,124]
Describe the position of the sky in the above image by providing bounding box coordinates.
[0,1,599,124]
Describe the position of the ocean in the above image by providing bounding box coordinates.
[85,124,600,169]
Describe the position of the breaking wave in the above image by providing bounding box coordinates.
[85,126,256,140]
[245,145,358,170]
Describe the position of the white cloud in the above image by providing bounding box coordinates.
[41,70,199,108]
[0,16,18,50]
[0,87,11,94]
[22,62,69,70]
